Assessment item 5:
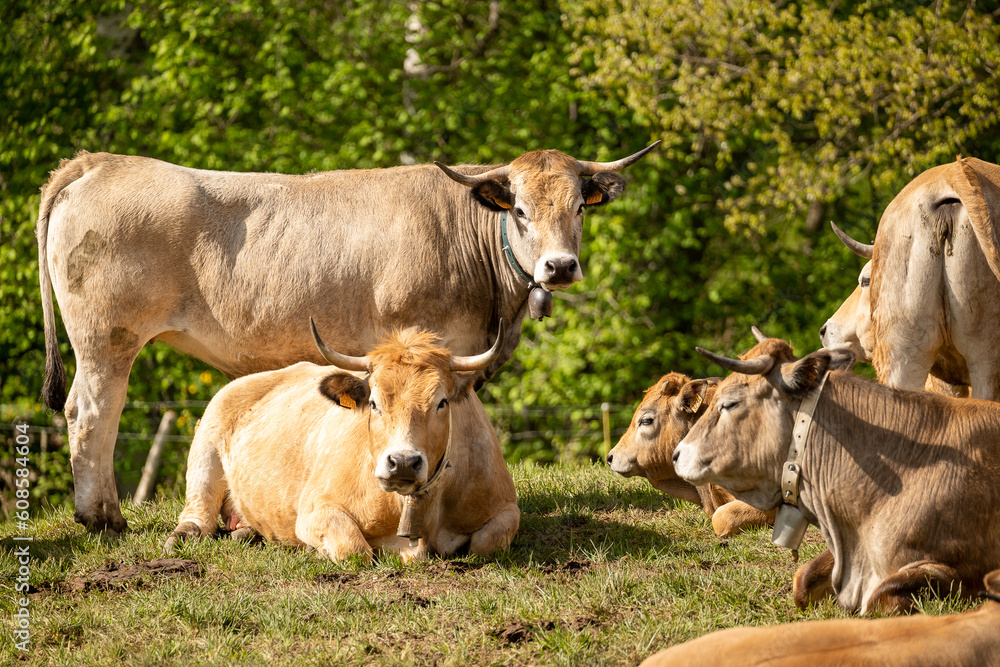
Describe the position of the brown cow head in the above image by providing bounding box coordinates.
[312,319,503,495]
[672,339,855,510]
[435,142,659,290]
[607,372,717,505]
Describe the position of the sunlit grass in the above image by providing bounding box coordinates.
[0,462,979,666]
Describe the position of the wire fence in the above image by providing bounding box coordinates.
[0,399,639,448]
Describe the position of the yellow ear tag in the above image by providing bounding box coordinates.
[339,395,357,409]
[585,192,603,205]
[685,393,703,414]
[495,197,512,209]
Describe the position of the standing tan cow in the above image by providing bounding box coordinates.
[166,323,518,562]
[37,143,658,533]
[640,569,1000,667]
[607,372,775,537]
[673,338,1000,613]
[820,157,1000,400]
[821,222,969,397]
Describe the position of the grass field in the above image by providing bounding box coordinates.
[0,462,978,666]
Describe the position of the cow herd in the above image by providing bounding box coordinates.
[37,146,1000,662]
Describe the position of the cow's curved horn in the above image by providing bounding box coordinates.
[751,326,768,343]
[695,347,775,376]
[575,140,662,176]
[310,317,370,371]
[433,162,511,187]
[830,221,874,259]
[450,320,506,372]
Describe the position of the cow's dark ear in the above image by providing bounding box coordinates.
[318,373,370,410]
[471,181,514,212]
[581,173,626,207]
[778,351,831,396]
[450,372,480,403]
[676,379,713,415]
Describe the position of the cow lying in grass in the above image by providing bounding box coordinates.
[607,372,774,537]
[673,338,1000,613]
[641,568,1000,666]
[165,322,519,562]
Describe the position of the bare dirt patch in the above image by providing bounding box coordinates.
[31,558,203,595]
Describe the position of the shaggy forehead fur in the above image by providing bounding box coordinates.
[508,150,583,207]
[368,329,455,407]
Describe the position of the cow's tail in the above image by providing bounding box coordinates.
[37,151,91,411]
[956,157,1000,281]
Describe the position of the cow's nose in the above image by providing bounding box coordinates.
[542,256,578,284]
[819,324,828,339]
[386,452,423,478]
[671,449,681,465]
[606,453,613,465]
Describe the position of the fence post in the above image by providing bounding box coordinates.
[133,410,177,504]
[601,402,611,459]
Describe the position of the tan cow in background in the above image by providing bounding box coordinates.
[821,157,1000,400]
[607,372,774,537]
[641,569,1000,667]
[673,338,1000,613]
[165,323,519,562]
[821,222,969,397]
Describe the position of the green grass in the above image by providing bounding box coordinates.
[0,463,980,666]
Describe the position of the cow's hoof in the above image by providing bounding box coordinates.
[74,509,129,535]
[229,526,257,543]
[164,521,203,554]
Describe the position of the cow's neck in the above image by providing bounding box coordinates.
[460,204,534,379]
[793,373,970,610]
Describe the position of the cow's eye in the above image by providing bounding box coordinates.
[577,204,585,215]
[369,399,379,413]
[719,400,739,413]
[514,207,525,219]
[437,398,448,410]
[638,416,654,427]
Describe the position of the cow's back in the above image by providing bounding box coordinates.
[45,152,504,379]
[640,604,1000,667]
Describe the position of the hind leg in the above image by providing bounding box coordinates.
[64,352,137,534]
[711,501,776,537]
[864,561,961,614]
[165,429,228,552]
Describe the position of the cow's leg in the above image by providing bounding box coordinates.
[793,548,836,610]
[165,432,228,552]
[297,507,373,563]
[864,561,961,614]
[711,501,776,537]
[64,354,136,534]
[468,505,520,556]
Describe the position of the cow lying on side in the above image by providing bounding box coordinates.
[606,372,774,537]
[640,569,1000,667]
[165,324,519,562]
[673,338,1000,613]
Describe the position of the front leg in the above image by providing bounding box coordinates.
[864,560,961,614]
[793,548,836,610]
[468,505,520,556]
[297,506,373,563]
[711,501,776,537]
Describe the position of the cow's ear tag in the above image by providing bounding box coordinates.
[339,395,357,409]
[685,393,703,414]
[494,197,512,210]
[585,192,603,205]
